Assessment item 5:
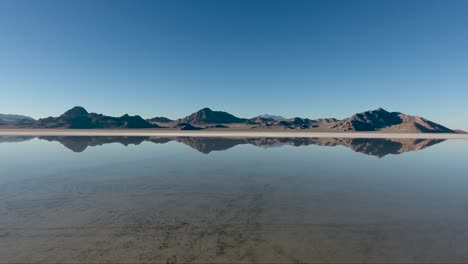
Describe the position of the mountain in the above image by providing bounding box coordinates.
[178,108,247,124]
[330,108,454,133]
[33,106,158,129]
[0,113,34,121]
[249,117,338,129]
[258,114,285,120]
[174,123,203,130]
[246,116,276,125]
[148,117,173,123]
[0,113,34,125]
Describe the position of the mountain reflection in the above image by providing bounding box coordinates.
[0,136,444,157]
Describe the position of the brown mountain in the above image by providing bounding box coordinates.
[32,107,158,129]
[178,108,247,124]
[330,108,454,133]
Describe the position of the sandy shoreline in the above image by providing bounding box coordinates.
[0,129,467,139]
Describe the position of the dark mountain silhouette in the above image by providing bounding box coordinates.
[178,108,247,124]
[206,124,229,128]
[32,107,158,129]
[175,123,203,130]
[330,108,454,133]
[148,117,173,123]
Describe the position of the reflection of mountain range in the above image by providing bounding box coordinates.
[0,136,35,143]
[0,136,444,157]
[39,136,149,152]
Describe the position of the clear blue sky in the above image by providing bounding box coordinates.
[1,0,467,129]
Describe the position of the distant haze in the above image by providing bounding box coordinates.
[1,0,468,129]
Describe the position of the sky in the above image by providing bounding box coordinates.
[1,0,468,129]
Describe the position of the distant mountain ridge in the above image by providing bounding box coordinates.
[0,113,34,125]
[258,114,285,120]
[147,117,173,123]
[15,106,158,129]
[0,106,458,133]
[177,107,248,124]
[330,108,454,133]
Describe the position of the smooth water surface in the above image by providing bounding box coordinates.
[1,136,468,263]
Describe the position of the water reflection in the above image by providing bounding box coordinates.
[0,136,444,157]
[0,136,467,263]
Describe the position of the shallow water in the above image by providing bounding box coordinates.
[1,136,468,263]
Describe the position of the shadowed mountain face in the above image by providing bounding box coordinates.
[1,136,444,157]
[30,107,158,129]
[178,108,248,124]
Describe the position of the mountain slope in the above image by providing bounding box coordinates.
[0,113,35,126]
[249,116,338,129]
[258,114,285,120]
[34,106,158,129]
[178,108,247,124]
[330,108,454,133]
[148,117,173,123]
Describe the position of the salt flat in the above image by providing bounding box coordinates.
[0,129,467,139]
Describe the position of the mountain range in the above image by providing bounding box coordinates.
[2,106,158,129]
[0,106,459,133]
